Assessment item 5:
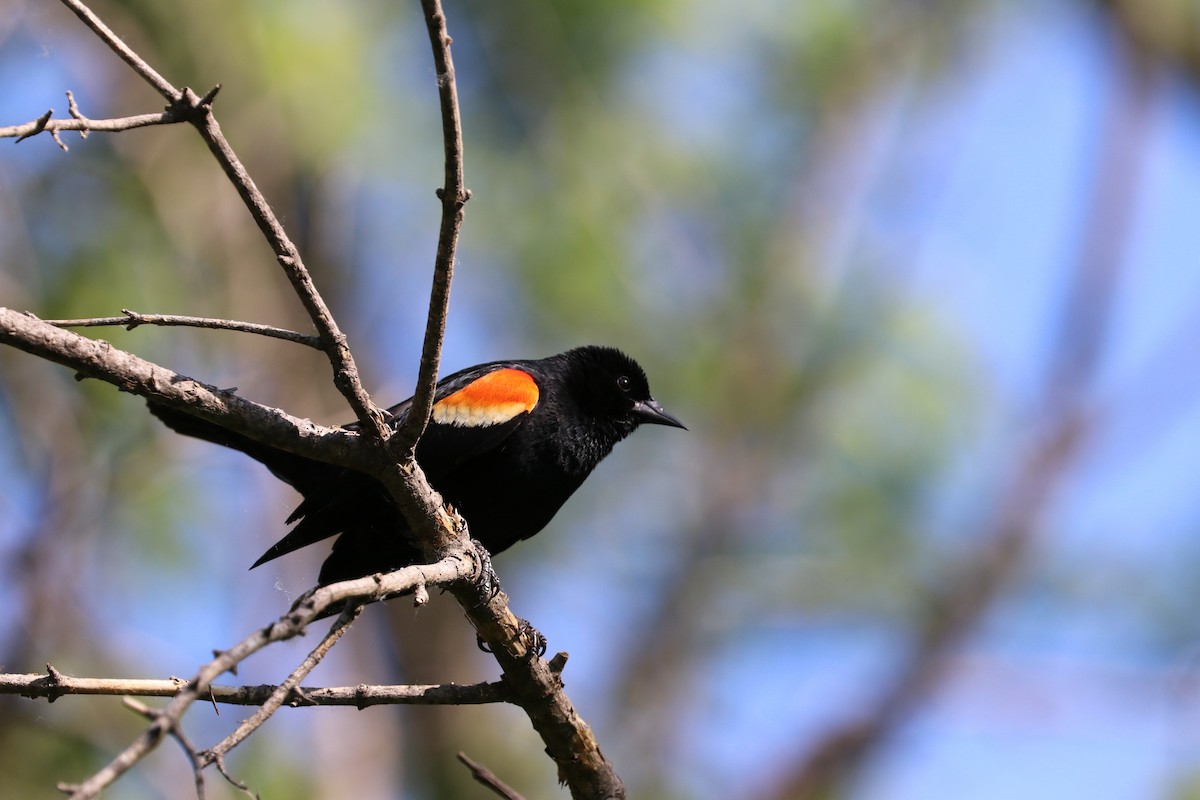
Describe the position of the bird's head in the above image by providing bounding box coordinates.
[560,346,686,436]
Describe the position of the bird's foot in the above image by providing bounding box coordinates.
[476,617,548,659]
[520,618,549,658]
[469,538,501,601]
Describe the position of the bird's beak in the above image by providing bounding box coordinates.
[633,399,687,430]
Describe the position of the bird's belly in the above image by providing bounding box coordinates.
[437,467,582,556]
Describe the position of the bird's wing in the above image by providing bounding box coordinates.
[415,363,542,479]
[357,361,542,480]
[250,362,542,569]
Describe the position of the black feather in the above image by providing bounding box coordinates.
[149,346,683,585]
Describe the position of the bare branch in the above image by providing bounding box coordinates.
[1,101,174,148]
[58,556,471,800]
[58,0,179,101]
[391,5,626,795]
[448,580,627,799]
[0,309,360,468]
[180,87,390,438]
[211,755,256,799]
[457,752,526,800]
[394,0,471,453]
[0,669,508,707]
[0,307,470,581]
[45,309,323,349]
[51,0,386,435]
[199,604,363,765]
[121,698,208,800]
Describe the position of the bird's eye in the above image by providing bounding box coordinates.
[616,375,632,393]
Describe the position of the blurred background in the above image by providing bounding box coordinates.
[2,0,1200,797]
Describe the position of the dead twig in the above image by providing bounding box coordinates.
[121,698,208,800]
[457,752,526,800]
[0,668,508,707]
[57,556,470,800]
[45,309,323,349]
[57,0,388,436]
[0,310,360,469]
[394,0,471,454]
[1,93,175,150]
[198,604,364,765]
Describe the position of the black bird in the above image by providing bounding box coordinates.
[149,346,684,586]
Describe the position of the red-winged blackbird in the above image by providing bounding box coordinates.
[149,346,684,585]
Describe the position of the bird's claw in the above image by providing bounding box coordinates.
[470,538,501,601]
[476,617,547,659]
[521,618,548,658]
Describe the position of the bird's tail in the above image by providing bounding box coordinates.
[146,401,334,496]
[148,401,422,579]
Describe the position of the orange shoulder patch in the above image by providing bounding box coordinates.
[431,368,540,427]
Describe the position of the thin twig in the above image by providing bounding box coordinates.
[199,604,363,765]
[122,698,208,800]
[401,3,625,797]
[2,108,173,147]
[55,0,387,436]
[394,0,471,453]
[66,91,89,139]
[45,309,323,349]
[0,310,360,469]
[211,754,256,799]
[181,88,390,438]
[58,556,471,800]
[0,669,508,706]
[57,0,179,101]
[457,752,526,800]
